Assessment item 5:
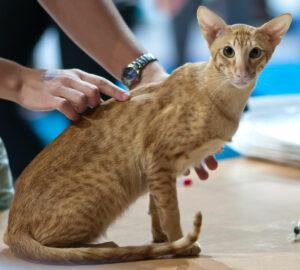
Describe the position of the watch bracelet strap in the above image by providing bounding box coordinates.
[130,53,157,69]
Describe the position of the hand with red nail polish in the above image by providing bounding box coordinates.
[194,156,218,180]
[183,155,218,180]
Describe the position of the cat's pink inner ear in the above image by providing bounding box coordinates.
[257,13,292,46]
[197,6,227,45]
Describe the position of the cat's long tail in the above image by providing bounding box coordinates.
[5,212,202,263]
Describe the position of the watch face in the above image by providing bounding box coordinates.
[123,67,138,82]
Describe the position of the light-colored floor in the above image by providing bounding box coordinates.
[1,158,300,270]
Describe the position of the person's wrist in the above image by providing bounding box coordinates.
[16,67,44,106]
[132,61,168,89]
[0,61,24,103]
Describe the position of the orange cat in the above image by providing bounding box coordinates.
[4,6,291,263]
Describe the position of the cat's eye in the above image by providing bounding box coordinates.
[249,47,262,59]
[223,46,235,58]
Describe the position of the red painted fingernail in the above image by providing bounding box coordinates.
[183,178,192,186]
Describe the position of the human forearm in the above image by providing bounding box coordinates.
[38,0,168,87]
[39,0,145,80]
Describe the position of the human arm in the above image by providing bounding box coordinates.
[38,0,168,87]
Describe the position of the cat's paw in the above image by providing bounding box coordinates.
[152,230,168,243]
[100,241,119,248]
[176,242,201,257]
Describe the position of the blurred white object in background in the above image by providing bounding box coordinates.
[231,94,300,167]
[267,0,300,17]
[33,27,61,69]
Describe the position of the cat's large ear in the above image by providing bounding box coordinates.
[257,13,292,46]
[197,6,227,46]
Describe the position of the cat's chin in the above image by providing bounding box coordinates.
[231,81,253,90]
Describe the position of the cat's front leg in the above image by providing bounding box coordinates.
[148,173,183,241]
[148,194,168,243]
[148,171,201,256]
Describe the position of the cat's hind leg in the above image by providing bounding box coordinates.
[31,200,104,248]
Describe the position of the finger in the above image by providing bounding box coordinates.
[68,79,100,108]
[54,87,88,113]
[194,166,209,180]
[77,70,130,101]
[52,96,79,121]
[205,156,218,170]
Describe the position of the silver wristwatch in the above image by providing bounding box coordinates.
[121,53,158,88]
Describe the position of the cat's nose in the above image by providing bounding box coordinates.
[236,72,247,80]
[234,73,250,85]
